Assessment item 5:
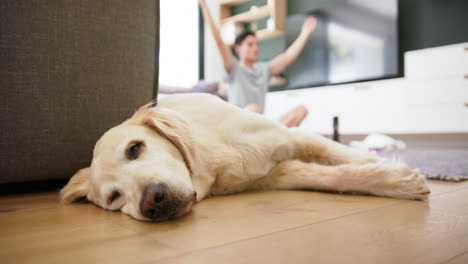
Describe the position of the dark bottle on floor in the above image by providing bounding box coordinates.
[333,116,340,143]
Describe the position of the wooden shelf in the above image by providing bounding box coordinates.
[220,0,287,44]
[220,0,251,7]
[221,5,270,24]
[256,29,283,41]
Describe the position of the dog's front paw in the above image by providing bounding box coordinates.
[392,167,431,200]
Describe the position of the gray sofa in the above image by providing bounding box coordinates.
[0,0,160,185]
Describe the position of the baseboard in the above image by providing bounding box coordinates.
[328,133,468,149]
[0,179,68,196]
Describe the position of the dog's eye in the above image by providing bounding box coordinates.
[126,141,144,160]
[108,190,121,205]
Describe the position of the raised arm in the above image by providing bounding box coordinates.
[270,16,317,75]
[199,0,235,72]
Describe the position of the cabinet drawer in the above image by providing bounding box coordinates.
[405,42,468,81]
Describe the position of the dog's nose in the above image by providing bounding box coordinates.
[140,183,168,219]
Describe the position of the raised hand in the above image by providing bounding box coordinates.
[301,16,317,36]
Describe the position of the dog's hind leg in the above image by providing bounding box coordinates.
[290,131,379,166]
[250,160,430,200]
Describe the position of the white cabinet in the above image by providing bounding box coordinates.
[265,43,468,134]
[405,42,468,81]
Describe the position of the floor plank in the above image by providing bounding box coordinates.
[0,192,58,212]
[114,190,403,260]
[445,250,468,264]
[156,185,468,264]
[0,180,467,264]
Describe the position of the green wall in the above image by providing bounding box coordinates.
[287,0,344,14]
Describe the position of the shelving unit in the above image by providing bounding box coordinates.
[221,5,270,24]
[219,0,287,45]
[256,28,283,41]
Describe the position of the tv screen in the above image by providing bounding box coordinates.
[285,0,398,89]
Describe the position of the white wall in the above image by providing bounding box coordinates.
[160,0,199,88]
[203,0,226,83]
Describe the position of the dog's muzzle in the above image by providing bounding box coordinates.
[139,183,196,221]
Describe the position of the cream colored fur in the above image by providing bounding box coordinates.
[60,94,430,221]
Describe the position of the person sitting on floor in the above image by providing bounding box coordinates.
[199,0,317,127]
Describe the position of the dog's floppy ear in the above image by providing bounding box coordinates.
[130,103,217,201]
[131,106,196,174]
[59,167,90,203]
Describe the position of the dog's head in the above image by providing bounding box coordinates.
[59,105,197,221]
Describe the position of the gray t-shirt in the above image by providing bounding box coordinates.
[226,59,271,112]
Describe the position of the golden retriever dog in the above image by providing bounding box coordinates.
[60,94,430,221]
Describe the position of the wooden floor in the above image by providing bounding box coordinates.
[1,180,468,264]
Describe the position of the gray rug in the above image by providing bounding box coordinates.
[377,148,468,181]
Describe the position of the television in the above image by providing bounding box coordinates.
[284,0,398,89]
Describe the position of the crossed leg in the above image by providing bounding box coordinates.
[279,105,308,128]
[244,104,262,113]
[244,104,308,128]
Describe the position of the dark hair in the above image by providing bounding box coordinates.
[234,31,255,46]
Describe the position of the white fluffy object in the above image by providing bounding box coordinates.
[350,133,407,151]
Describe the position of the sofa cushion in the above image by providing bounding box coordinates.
[0,0,159,184]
